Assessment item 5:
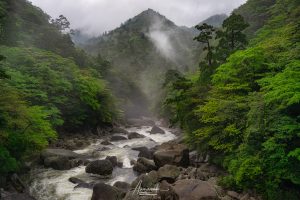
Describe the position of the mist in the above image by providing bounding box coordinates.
[147,20,176,62]
[29,0,246,36]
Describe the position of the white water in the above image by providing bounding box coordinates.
[29,125,176,200]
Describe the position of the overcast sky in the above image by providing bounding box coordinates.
[30,0,247,36]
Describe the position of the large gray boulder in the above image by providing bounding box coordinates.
[150,125,165,134]
[86,160,113,176]
[91,183,125,200]
[153,142,189,167]
[158,165,180,183]
[172,179,218,200]
[133,157,157,173]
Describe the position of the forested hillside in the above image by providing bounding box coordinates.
[163,0,300,199]
[82,9,206,111]
[0,0,118,178]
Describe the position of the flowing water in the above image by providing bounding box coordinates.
[29,125,176,200]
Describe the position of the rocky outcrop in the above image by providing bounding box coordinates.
[158,165,180,183]
[153,142,189,167]
[150,125,165,134]
[128,132,145,139]
[172,179,218,200]
[133,157,157,173]
[85,160,113,176]
[91,183,125,200]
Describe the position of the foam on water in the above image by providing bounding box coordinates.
[29,124,176,200]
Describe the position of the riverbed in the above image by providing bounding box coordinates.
[29,125,176,200]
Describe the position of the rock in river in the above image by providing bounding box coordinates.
[150,125,165,134]
[128,132,145,139]
[85,160,113,176]
[110,135,128,141]
[153,141,189,167]
[91,182,125,200]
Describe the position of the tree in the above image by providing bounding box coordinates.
[194,23,215,66]
[215,13,249,62]
[51,15,71,32]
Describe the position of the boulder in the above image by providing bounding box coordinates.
[86,160,113,176]
[105,156,118,167]
[172,179,218,200]
[131,171,159,188]
[128,132,145,139]
[110,135,127,141]
[112,127,129,134]
[133,157,157,173]
[153,142,189,167]
[91,183,125,200]
[132,147,153,159]
[113,181,131,193]
[159,180,179,200]
[69,177,85,184]
[158,165,180,183]
[101,140,112,145]
[44,156,71,170]
[150,126,165,134]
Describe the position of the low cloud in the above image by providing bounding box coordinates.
[29,0,246,36]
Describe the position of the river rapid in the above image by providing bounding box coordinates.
[28,124,177,200]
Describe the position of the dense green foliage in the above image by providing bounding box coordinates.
[163,0,300,199]
[0,0,118,177]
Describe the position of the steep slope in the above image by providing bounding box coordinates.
[1,0,88,66]
[163,0,300,198]
[234,0,276,37]
[0,0,118,180]
[83,9,201,109]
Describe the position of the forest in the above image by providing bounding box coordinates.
[0,0,299,199]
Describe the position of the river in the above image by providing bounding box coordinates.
[28,124,177,200]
